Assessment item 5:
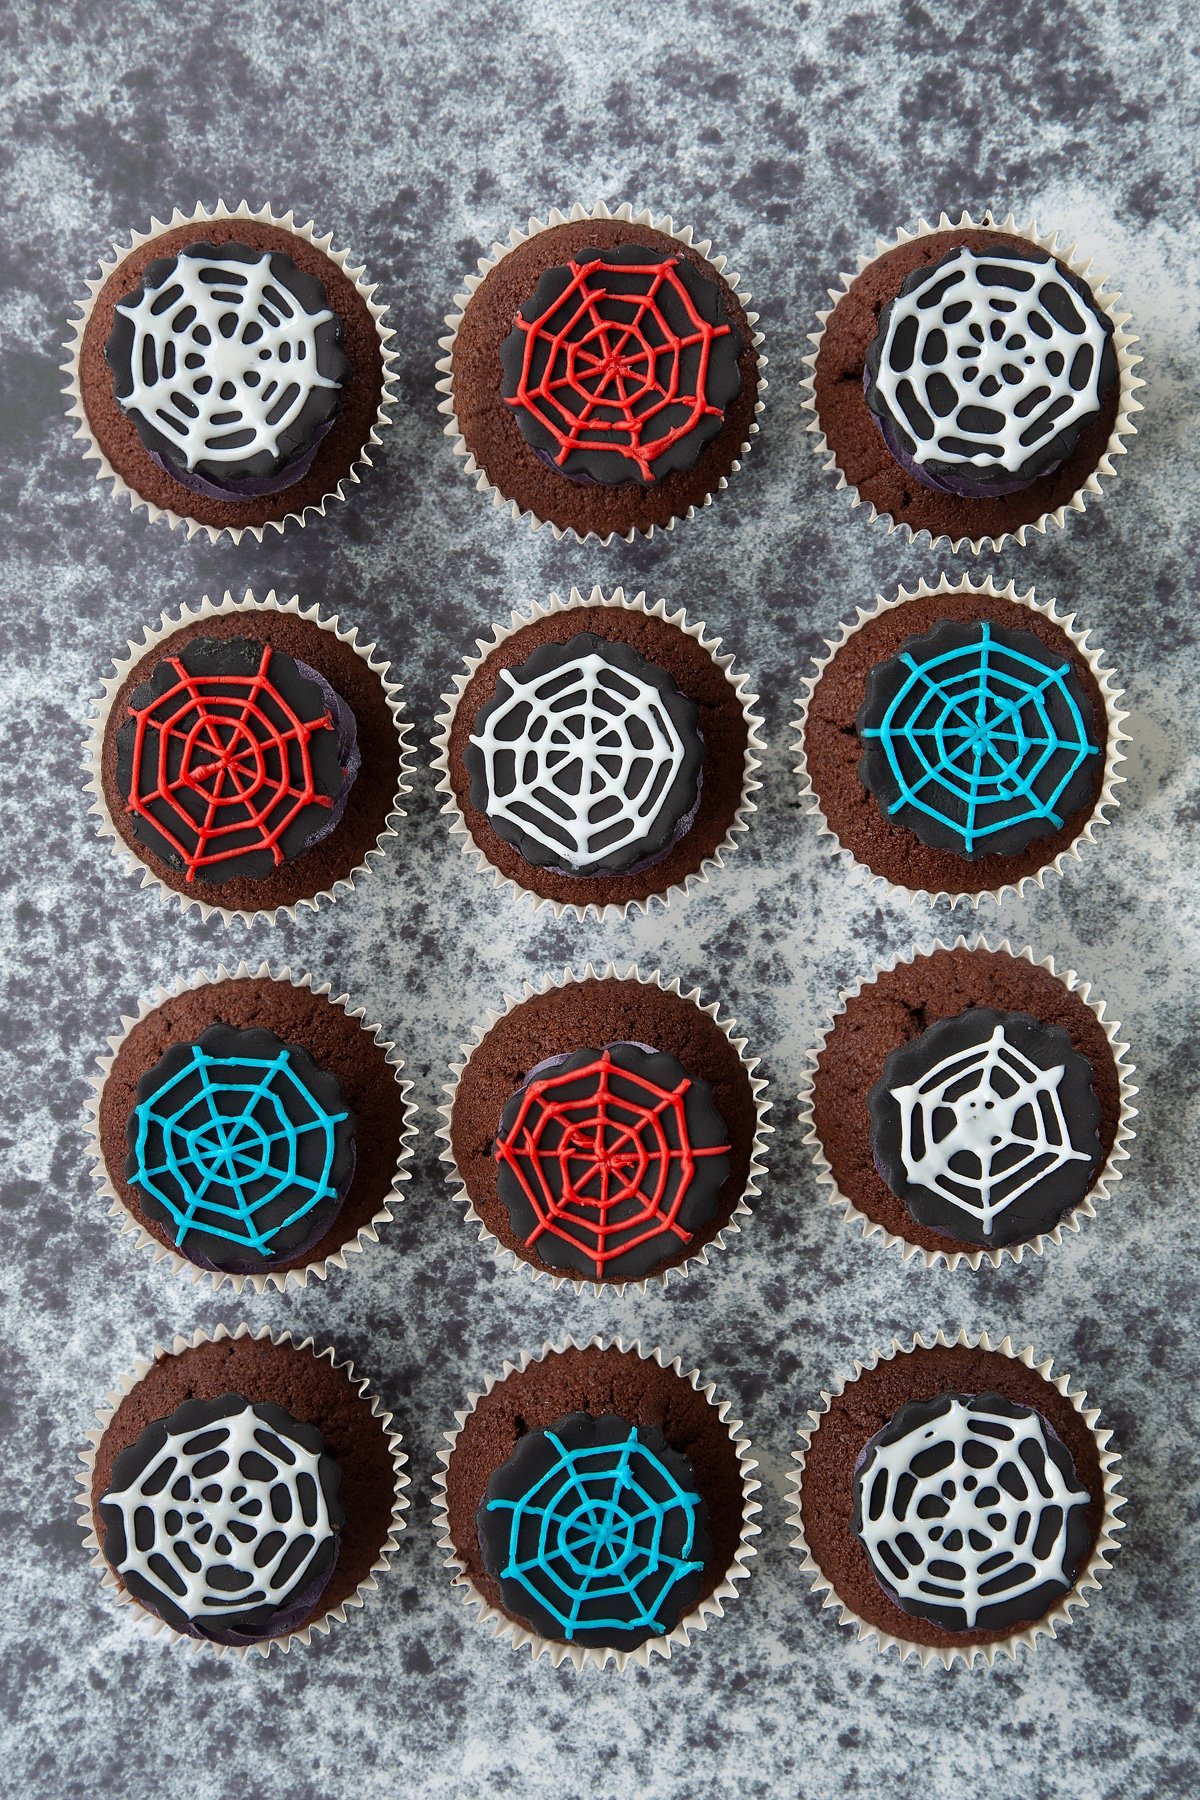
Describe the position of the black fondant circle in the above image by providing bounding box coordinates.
[493,1040,732,1280]
[866,1007,1102,1248]
[98,1391,345,1643]
[124,1021,357,1272]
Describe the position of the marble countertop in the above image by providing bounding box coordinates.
[2,2,1197,1795]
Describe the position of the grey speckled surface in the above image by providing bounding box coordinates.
[1,2,1198,1796]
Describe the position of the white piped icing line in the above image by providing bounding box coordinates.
[469,649,689,872]
[796,935,1138,1273]
[433,585,765,923]
[786,1328,1127,1670]
[77,1322,410,1660]
[870,246,1110,476]
[63,200,398,544]
[103,1399,336,1628]
[855,1395,1090,1630]
[113,250,341,472]
[800,209,1143,554]
[436,200,767,546]
[890,1020,1093,1239]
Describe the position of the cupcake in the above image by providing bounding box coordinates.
[788,1330,1124,1667]
[64,201,396,541]
[89,965,414,1293]
[795,574,1126,905]
[804,210,1142,553]
[437,201,766,543]
[433,586,764,919]
[441,966,770,1294]
[800,939,1136,1271]
[433,1339,760,1669]
[86,589,410,926]
[80,1323,408,1655]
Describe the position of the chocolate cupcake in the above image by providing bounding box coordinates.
[788,1330,1125,1667]
[80,1324,408,1655]
[64,201,397,542]
[795,574,1127,904]
[86,589,410,926]
[804,210,1142,553]
[800,939,1136,1270]
[441,966,770,1294]
[433,586,764,919]
[89,966,414,1294]
[432,1339,760,1669]
[437,200,766,543]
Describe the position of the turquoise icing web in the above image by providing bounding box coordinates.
[861,622,1100,856]
[129,1042,349,1259]
[487,1424,704,1641]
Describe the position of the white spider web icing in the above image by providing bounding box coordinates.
[871,247,1110,474]
[113,251,340,471]
[856,1396,1090,1630]
[890,1020,1093,1239]
[469,650,689,870]
[104,1400,335,1626]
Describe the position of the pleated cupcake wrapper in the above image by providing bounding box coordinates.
[432,584,766,922]
[797,934,1138,1273]
[86,962,416,1295]
[800,209,1144,555]
[63,199,398,544]
[78,1321,410,1659]
[432,1336,761,1671]
[791,572,1129,909]
[83,587,413,928]
[435,199,768,546]
[786,1327,1125,1669]
[438,963,772,1297]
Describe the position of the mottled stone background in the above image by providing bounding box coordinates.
[1,1,1197,1795]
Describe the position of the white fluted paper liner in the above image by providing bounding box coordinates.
[63,200,398,543]
[439,963,772,1297]
[435,200,768,545]
[433,585,766,922]
[800,209,1144,555]
[798,934,1138,1273]
[791,573,1129,909]
[786,1327,1125,1668]
[84,587,413,928]
[86,962,415,1295]
[432,1336,761,1670]
[78,1321,410,1659]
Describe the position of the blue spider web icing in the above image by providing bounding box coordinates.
[128,1040,350,1259]
[486,1421,705,1642]
[859,621,1101,857]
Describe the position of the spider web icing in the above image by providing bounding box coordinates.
[864,245,1112,491]
[494,1043,731,1281]
[479,1411,708,1646]
[500,243,743,484]
[116,636,347,883]
[100,1393,343,1641]
[107,242,346,480]
[126,1023,355,1270]
[857,618,1101,859]
[466,634,703,875]
[853,1392,1091,1633]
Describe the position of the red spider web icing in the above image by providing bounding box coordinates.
[494,1049,730,1278]
[505,255,734,482]
[123,643,334,880]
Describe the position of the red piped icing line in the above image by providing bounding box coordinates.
[124,643,333,881]
[494,1049,730,1278]
[506,256,732,482]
